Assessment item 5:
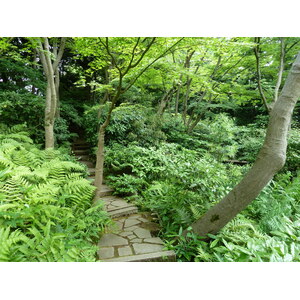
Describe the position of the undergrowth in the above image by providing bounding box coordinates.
[0,124,111,262]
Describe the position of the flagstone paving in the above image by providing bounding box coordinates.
[73,138,176,262]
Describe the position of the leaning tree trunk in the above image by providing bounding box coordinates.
[189,51,300,237]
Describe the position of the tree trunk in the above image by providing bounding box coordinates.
[35,37,66,149]
[189,51,300,237]
[54,68,60,118]
[94,126,106,200]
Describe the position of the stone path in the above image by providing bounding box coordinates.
[73,138,176,262]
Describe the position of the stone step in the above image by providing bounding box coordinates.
[101,250,176,262]
[88,168,95,175]
[73,145,90,151]
[74,149,90,155]
[108,206,139,218]
[73,141,89,146]
[76,155,91,161]
[80,160,94,168]
[106,203,138,214]
[98,185,114,197]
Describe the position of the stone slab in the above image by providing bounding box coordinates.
[131,238,142,243]
[134,228,152,239]
[101,251,176,262]
[98,247,114,259]
[99,234,128,247]
[124,225,139,232]
[132,243,164,255]
[110,200,129,207]
[109,207,138,218]
[144,237,164,245]
[118,246,133,257]
[119,231,132,237]
[124,219,140,228]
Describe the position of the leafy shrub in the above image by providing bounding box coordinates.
[83,102,166,147]
[105,142,245,232]
[162,113,239,161]
[0,91,82,145]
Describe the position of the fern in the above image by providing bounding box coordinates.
[0,227,27,262]
[0,125,111,261]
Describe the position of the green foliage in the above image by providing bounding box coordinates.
[83,102,165,147]
[0,91,82,145]
[161,113,239,161]
[105,142,244,232]
[0,124,111,261]
[164,173,300,262]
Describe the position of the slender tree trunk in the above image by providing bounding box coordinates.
[157,88,175,115]
[54,68,60,118]
[94,126,106,200]
[188,51,300,237]
[182,77,192,125]
[175,78,181,115]
[35,37,66,149]
[274,37,286,103]
[254,37,270,113]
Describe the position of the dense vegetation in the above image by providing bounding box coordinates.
[1,37,300,261]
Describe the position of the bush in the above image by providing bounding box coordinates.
[105,142,245,233]
[162,113,239,161]
[83,102,166,147]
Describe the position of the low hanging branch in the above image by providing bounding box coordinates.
[188,51,300,238]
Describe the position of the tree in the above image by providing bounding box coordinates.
[34,37,67,149]
[254,37,300,113]
[75,37,184,198]
[188,51,300,237]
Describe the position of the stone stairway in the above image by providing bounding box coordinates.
[72,138,176,262]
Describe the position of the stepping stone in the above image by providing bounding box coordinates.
[77,155,91,161]
[80,161,94,168]
[134,228,152,239]
[88,168,95,175]
[124,219,140,228]
[119,232,131,237]
[98,247,114,259]
[102,251,176,262]
[110,200,128,207]
[131,238,142,243]
[124,225,139,232]
[98,185,114,197]
[144,237,164,245]
[108,206,138,218]
[118,246,133,257]
[138,217,151,223]
[132,243,164,255]
[99,234,128,247]
[74,149,90,155]
[127,235,136,240]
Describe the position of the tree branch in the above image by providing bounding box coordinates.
[123,37,185,93]
[254,37,270,113]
